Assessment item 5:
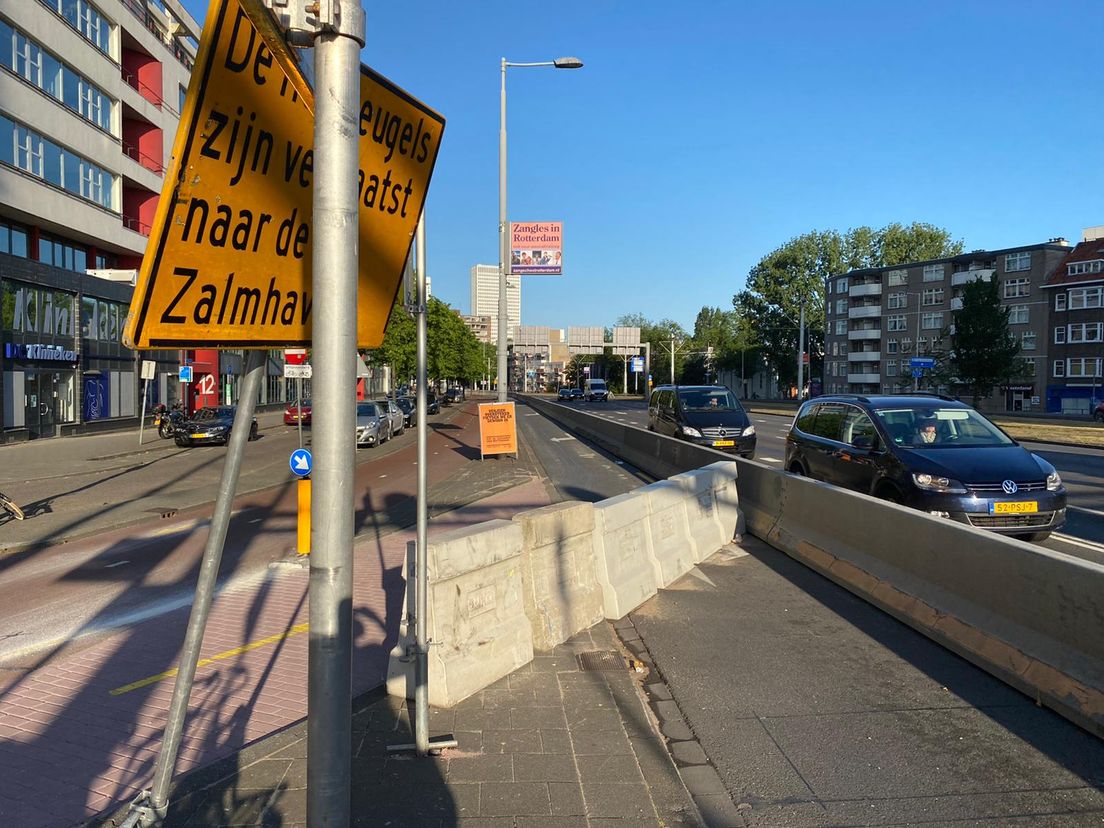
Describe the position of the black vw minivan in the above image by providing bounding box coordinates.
[648,385,756,458]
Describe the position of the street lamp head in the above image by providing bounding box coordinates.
[553,57,584,69]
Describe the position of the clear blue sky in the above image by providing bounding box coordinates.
[177,0,1102,334]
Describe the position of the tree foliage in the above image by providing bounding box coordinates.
[940,276,1023,406]
[734,223,963,387]
[615,313,689,385]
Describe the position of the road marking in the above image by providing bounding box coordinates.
[379,474,387,478]
[1068,505,1104,518]
[756,419,767,423]
[550,437,576,442]
[1051,533,1104,554]
[761,457,781,463]
[104,560,130,569]
[249,518,263,524]
[110,622,310,696]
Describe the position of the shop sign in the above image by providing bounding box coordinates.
[5,343,77,362]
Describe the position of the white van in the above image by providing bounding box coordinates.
[584,378,610,402]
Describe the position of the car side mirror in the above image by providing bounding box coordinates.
[851,435,875,451]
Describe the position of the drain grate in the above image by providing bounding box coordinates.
[576,650,629,672]
[145,507,178,519]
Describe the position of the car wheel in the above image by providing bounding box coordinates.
[175,435,191,448]
[1016,531,1051,543]
[876,485,902,504]
[787,462,806,476]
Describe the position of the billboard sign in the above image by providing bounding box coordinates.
[510,221,562,275]
[123,0,445,350]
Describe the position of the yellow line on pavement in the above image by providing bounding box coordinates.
[110,622,310,696]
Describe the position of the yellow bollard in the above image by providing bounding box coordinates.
[297,477,311,556]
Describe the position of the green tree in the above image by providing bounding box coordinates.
[941,276,1023,406]
[614,313,689,384]
[735,223,963,388]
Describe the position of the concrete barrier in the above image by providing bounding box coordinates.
[513,501,605,650]
[592,490,658,619]
[387,520,533,707]
[642,480,697,586]
[669,461,740,560]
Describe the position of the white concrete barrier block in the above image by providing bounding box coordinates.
[593,490,658,619]
[387,521,533,707]
[703,460,742,542]
[643,480,697,587]
[668,468,726,562]
[513,501,604,651]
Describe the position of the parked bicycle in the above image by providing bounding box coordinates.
[0,490,25,521]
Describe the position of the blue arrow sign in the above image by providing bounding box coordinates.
[909,357,935,369]
[912,368,924,378]
[290,448,312,477]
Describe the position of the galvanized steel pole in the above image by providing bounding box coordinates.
[414,213,430,755]
[498,58,509,402]
[308,2,364,824]
[797,303,805,400]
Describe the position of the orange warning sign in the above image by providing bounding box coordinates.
[478,402,518,458]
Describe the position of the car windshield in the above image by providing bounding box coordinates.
[678,389,741,412]
[198,407,233,420]
[874,406,1015,448]
[356,402,379,417]
[396,399,412,411]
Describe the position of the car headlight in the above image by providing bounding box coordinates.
[911,472,967,494]
[681,426,702,438]
[1047,471,1062,491]
[742,425,756,437]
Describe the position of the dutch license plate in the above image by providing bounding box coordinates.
[990,501,1038,514]
[190,433,207,439]
[713,440,735,447]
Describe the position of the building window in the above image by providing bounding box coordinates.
[179,84,188,113]
[1003,278,1030,298]
[921,288,944,306]
[0,114,114,209]
[36,233,88,272]
[1068,358,1102,378]
[1067,260,1104,276]
[37,0,112,56]
[1021,331,1036,350]
[835,299,847,315]
[1053,360,1065,377]
[887,315,906,332]
[836,277,848,293]
[1055,292,1067,312]
[1069,287,1103,309]
[1054,326,1067,344]
[0,219,29,257]
[1005,252,1031,272]
[831,342,838,356]
[886,339,898,354]
[835,320,847,335]
[887,292,907,309]
[886,361,898,376]
[922,264,944,282]
[921,312,943,330]
[901,338,913,352]
[1021,358,1036,377]
[1008,305,1029,325]
[887,269,908,287]
[1069,322,1103,343]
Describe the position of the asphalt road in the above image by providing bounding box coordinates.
[551,397,1104,565]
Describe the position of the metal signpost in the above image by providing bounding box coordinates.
[138,359,156,445]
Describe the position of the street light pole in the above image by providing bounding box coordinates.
[497,56,582,403]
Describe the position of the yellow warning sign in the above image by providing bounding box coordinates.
[123,0,445,349]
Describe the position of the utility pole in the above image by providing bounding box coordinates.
[797,303,805,399]
[670,337,676,385]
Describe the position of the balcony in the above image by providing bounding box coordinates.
[849,283,883,298]
[848,373,881,384]
[951,268,994,286]
[848,329,881,341]
[951,297,963,310]
[848,305,882,319]
[848,351,880,362]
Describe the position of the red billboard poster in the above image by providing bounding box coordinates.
[510,221,562,275]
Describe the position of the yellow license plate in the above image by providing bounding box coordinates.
[990,501,1037,514]
[190,433,207,439]
[713,440,735,447]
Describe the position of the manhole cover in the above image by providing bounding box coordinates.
[577,651,628,672]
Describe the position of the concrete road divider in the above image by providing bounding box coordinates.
[592,490,658,619]
[513,501,605,650]
[669,461,740,561]
[387,520,533,708]
[643,480,697,587]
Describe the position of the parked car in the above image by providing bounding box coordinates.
[284,398,311,426]
[445,386,465,403]
[426,393,440,415]
[584,378,610,401]
[784,394,1066,541]
[648,385,756,458]
[374,398,405,436]
[175,406,258,447]
[395,396,417,428]
[356,401,388,447]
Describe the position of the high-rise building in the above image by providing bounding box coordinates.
[470,263,520,342]
[1,0,200,438]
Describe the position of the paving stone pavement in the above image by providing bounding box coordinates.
[102,623,708,828]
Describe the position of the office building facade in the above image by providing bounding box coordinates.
[470,263,520,343]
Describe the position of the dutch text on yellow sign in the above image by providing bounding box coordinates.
[478,402,518,458]
[123,0,445,350]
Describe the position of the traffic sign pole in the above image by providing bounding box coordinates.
[307,4,364,825]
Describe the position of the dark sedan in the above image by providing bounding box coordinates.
[396,396,417,427]
[175,406,258,447]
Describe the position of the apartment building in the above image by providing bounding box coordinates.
[823,241,1072,412]
[470,263,520,343]
[1042,227,1104,414]
[0,0,201,438]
